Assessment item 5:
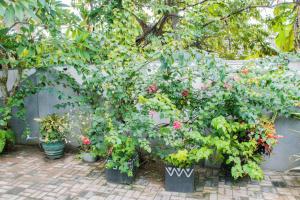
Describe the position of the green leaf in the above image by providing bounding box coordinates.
[4,5,15,26]
[15,4,24,21]
[275,24,294,52]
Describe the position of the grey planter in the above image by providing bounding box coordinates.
[82,152,97,163]
[262,115,300,171]
[165,166,195,193]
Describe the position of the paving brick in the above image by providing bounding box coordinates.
[1,146,300,200]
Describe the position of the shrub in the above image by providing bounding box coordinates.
[104,134,139,176]
[0,129,15,154]
[85,50,299,180]
[36,114,69,143]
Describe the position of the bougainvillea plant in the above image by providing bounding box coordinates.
[134,50,299,180]
[84,46,299,179]
[80,135,92,152]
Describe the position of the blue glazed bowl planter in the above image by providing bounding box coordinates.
[41,140,65,159]
[165,166,195,193]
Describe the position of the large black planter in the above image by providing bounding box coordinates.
[165,166,195,193]
[105,168,135,184]
[105,156,138,184]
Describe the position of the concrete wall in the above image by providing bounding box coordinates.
[262,115,300,171]
[1,70,83,147]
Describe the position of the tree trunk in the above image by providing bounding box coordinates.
[0,67,9,105]
[0,67,22,129]
[295,0,300,52]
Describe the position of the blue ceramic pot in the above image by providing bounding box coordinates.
[41,141,65,159]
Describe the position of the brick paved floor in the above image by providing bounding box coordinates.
[0,146,300,200]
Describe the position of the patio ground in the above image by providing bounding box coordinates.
[0,146,300,200]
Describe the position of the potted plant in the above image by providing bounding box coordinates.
[164,146,212,193]
[80,135,97,162]
[36,114,69,159]
[104,134,139,184]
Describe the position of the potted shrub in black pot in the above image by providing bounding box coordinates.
[163,146,212,193]
[36,114,69,159]
[104,134,139,184]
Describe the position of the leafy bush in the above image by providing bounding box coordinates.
[0,129,15,154]
[138,52,298,179]
[104,134,139,176]
[36,114,69,143]
[84,50,299,179]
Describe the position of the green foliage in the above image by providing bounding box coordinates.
[210,116,264,180]
[84,48,297,179]
[166,148,213,168]
[271,4,298,52]
[105,135,139,176]
[0,0,299,180]
[125,51,297,179]
[37,114,69,143]
[0,129,15,154]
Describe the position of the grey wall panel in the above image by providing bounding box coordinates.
[9,73,39,144]
[262,117,300,171]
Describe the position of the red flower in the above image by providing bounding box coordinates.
[81,136,91,145]
[257,138,264,144]
[241,68,249,75]
[173,121,182,129]
[267,134,284,139]
[182,90,189,97]
[147,84,158,94]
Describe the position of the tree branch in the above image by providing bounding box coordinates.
[179,0,210,11]
[202,2,298,27]
[135,14,172,45]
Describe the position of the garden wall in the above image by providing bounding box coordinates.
[0,68,84,148]
[1,60,299,171]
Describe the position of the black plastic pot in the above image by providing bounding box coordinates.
[164,166,195,193]
[105,156,138,184]
[105,168,135,184]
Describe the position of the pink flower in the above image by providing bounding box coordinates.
[182,90,189,97]
[173,121,182,129]
[273,135,284,139]
[147,84,158,94]
[81,136,91,145]
[149,110,156,118]
[232,75,241,82]
[224,82,232,90]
